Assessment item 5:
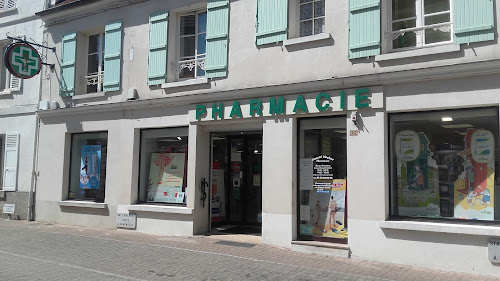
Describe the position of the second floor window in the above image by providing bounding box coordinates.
[179,11,207,79]
[391,0,452,50]
[86,33,105,93]
[299,0,325,37]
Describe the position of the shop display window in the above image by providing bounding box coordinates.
[298,117,347,242]
[139,127,188,205]
[68,132,108,202]
[390,108,499,221]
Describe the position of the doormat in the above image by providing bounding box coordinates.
[216,226,261,235]
[215,240,257,248]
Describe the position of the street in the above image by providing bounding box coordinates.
[0,219,496,281]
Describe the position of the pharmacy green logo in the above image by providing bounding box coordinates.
[5,43,41,79]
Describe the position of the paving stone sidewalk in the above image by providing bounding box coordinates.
[0,219,497,281]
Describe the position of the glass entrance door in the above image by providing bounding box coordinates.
[211,132,262,228]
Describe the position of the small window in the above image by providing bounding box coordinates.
[68,132,108,202]
[299,0,325,37]
[391,0,452,50]
[178,11,206,79]
[139,127,188,205]
[390,108,499,221]
[0,43,21,92]
[85,33,105,93]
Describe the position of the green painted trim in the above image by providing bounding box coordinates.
[455,24,493,34]
[350,2,379,12]
[350,41,380,50]
[256,27,288,37]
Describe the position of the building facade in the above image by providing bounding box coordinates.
[0,0,46,220]
[36,0,500,276]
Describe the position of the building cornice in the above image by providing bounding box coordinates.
[38,58,500,118]
[37,0,149,26]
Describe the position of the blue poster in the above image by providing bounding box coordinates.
[80,145,101,190]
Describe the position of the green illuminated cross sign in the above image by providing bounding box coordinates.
[6,43,41,79]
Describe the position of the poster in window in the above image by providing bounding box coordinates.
[454,129,495,220]
[211,168,225,222]
[80,145,101,190]
[147,153,186,203]
[308,179,347,239]
[395,132,440,217]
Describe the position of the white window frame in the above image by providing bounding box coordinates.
[177,10,206,80]
[388,0,453,52]
[0,42,22,95]
[85,32,105,93]
[0,0,16,12]
[298,0,325,38]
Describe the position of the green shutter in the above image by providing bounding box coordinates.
[148,11,169,85]
[104,21,122,92]
[348,0,380,59]
[256,0,288,45]
[454,0,494,44]
[60,33,76,97]
[206,0,229,79]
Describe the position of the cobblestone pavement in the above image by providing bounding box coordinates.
[0,220,497,281]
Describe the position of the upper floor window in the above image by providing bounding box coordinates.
[178,11,207,79]
[391,0,452,50]
[299,0,325,37]
[86,33,105,93]
[0,43,21,93]
[0,0,16,12]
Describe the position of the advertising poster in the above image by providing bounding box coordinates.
[80,145,101,190]
[309,179,347,239]
[454,129,495,220]
[211,169,225,222]
[147,153,186,203]
[312,155,334,191]
[395,131,440,217]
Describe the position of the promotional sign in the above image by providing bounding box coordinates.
[147,153,186,203]
[4,43,42,79]
[395,132,440,217]
[80,145,101,190]
[312,155,334,191]
[308,179,347,239]
[454,129,495,220]
[211,168,225,222]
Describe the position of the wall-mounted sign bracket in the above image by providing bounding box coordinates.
[7,35,55,70]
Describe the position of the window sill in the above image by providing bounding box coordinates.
[161,78,208,89]
[0,8,17,16]
[72,91,106,100]
[291,240,349,250]
[379,220,500,236]
[57,200,108,209]
[124,204,193,215]
[375,44,460,62]
[283,33,331,47]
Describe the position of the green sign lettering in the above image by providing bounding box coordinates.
[230,101,243,118]
[293,95,308,113]
[269,97,285,115]
[249,99,263,116]
[212,103,224,119]
[355,88,370,108]
[340,90,346,110]
[196,104,206,120]
[315,92,330,112]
